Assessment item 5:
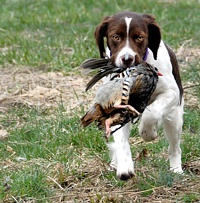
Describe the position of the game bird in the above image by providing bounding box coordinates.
[80,60,162,140]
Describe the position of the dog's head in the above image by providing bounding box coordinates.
[94,12,161,68]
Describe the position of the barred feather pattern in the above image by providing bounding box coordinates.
[121,79,131,105]
[117,67,138,105]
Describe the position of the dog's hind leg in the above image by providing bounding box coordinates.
[139,91,184,173]
[163,100,184,173]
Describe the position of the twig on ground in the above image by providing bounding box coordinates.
[183,83,200,90]
[176,39,193,56]
[11,195,20,203]
[47,175,65,191]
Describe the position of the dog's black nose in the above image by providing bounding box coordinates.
[121,53,134,67]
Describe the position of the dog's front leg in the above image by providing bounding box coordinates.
[108,122,134,180]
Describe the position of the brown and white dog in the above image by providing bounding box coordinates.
[94,11,184,180]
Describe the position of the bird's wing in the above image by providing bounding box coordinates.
[85,64,129,91]
[80,58,112,71]
[80,58,127,91]
[95,79,123,109]
[85,69,117,91]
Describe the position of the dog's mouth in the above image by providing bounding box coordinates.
[113,56,142,70]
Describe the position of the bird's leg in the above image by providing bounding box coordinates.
[105,118,112,141]
[113,104,140,116]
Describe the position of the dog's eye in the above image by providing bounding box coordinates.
[136,35,144,42]
[112,34,120,41]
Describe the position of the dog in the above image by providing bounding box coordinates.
[94,11,184,180]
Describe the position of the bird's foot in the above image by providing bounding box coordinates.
[113,104,140,116]
[105,119,111,142]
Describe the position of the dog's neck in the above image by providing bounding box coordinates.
[143,48,149,61]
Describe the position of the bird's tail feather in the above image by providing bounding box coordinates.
[80,58,112,71]
[86,68,116,91]
[80,58,123,91]
[81,104,103,127]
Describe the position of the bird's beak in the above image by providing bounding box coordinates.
[158,71,163,76]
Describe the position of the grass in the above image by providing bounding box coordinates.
[0,0,200,70]
[0,0,200,202]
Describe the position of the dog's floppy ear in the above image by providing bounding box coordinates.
[94,16,110,58]
[143,14,161,60]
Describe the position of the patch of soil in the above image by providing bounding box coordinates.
[0,66,101,113]
[183,159,200,175]
[176,42,200,66]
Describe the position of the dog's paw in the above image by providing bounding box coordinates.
[170,167,183,174]
[116,160,135,181]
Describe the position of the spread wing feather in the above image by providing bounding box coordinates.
[80,58,127,91]
[80,58,112,70]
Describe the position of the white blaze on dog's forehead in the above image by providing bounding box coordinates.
[125,17,132,48]
[124,17,133,58]
[125,17,132,34]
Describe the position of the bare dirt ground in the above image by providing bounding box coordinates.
[0,66,97,113]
